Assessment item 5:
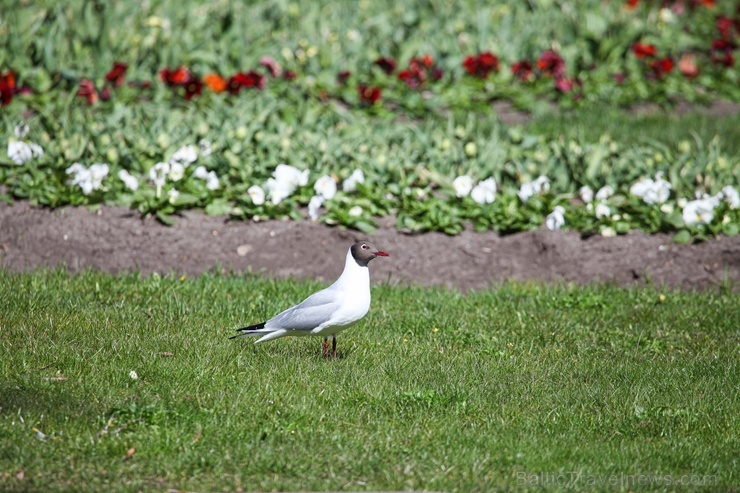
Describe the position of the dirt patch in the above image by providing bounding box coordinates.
[1,201,737,291]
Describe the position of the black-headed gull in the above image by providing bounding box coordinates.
[230,241,389,358]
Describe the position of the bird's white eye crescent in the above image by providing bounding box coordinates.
[361,244,368,250]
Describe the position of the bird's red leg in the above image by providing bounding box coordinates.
[323,337,329,359]
[332,335,337,359]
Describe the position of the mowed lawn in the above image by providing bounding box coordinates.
[0,269,737,492]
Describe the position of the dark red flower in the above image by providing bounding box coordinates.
[374,57,397,75]
[0,70,17,106]
[613,72,626,84]
[463,51,500,79]
[227,71,266,94]
[716,15,734,40]
[259,56,281,77]
[625,0,639,10]
[100,86,111,101]
[183,78,203,100]
[511,60,534,81]
[337,71,351,85]
[649,57,674,78]
[395,55,441,89]
[555,76,582,93]
[536,50,565,77]
[282,70,297,81]
[160,66,194,86]
[632,42,657,59]
[358,84,381,105]
[77,79,99,105]
[711,38,736,66]
[105,62,128,87]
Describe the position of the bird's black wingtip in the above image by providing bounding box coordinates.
[229,321,266,339]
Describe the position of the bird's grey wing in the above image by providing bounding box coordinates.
[265,288,342,331]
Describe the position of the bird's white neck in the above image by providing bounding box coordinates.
[330,247,370,292]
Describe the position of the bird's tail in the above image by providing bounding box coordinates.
[230,322,288,343]
[229,322,267,339]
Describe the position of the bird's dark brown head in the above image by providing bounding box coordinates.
[350,241,389,266]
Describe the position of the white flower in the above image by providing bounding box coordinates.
[198,139,212,158]
[14,123,29,139]
[595,185,614,202]
[129,370,138,380]
[274,163,309,187]
[601,226,617,237]
[168,188,180,204]
[348,205,363,217]
[247,185,265,205]
[191,165,219,190]
[343,169,365,193]
[579,185,594,203]
[308,194,325,221]
[470,178,497,204]
[205,171,219,190]
[89,163,110,187]
[149,162,170,187]
[630,174,671,204]
[595,202,610,219]
[169,162,185,181]
[314,175,337,200]
[545,205,565,231]
[8,141,33,165]
[118,169,139,191]
[518,176,550,202]
[192,165,209,180]
[66,162,109,195]
[170,145,198,166]
[453,175,474,198]
[29,143,44,158]
[721,185,739,209]
[265,164,309,204]
[682,198,715,226]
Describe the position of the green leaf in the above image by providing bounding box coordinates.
[156,211,175,226]
[205,198,232,216]
[672,230,692,244]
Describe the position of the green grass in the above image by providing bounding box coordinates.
[1,269,738,492]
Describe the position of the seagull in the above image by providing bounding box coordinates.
[230,241,389,358]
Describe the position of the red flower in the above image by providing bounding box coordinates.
[0,70,17,106]
[282,70,297,81]
[183,79,203,100]
[511,60,534,81]
[77,79,99,105]
[227,71,266,94]
[105,62,128,87]
[358,84,381,105]
[160,66,194,86]
[716,15,734,40]
[463,51,500,79]
[374,57,397,75]
[396,55,442,89]
[649,57,674,78]
[632,42,656,59]
[337,71,351,85]
[711,39,736,66]
[678,53,700,78]
[259,56,282,77]
[537,50,565,77]
[625,0,640,9]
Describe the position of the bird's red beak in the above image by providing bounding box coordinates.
[374,251,389,257]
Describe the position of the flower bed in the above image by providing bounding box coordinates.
[1,0,739,240]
